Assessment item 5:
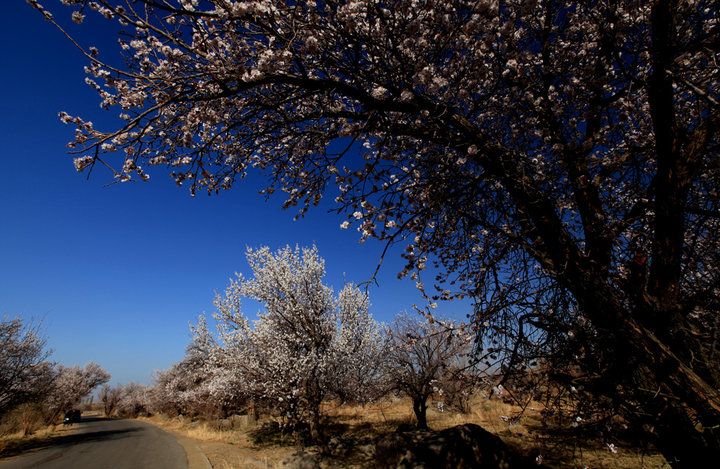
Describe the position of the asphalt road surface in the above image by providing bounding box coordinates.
[0,416,188,469]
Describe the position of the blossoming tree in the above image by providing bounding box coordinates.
[43,362,110,423]
[199,245,384,438]
[0,317,55,422]
[30,0,720,464]
[151,330,220,417]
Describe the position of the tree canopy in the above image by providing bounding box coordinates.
[30,0,720,465]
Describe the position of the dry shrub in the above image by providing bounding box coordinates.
[208,419,232,432]
[0,404,45,437]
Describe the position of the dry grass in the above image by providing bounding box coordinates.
[138,413,295,469]
[139,414,246,444]
[318,396,668,468]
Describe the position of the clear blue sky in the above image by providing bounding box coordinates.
[0,2,471,385]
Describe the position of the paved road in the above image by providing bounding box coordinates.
[0,416,187,469]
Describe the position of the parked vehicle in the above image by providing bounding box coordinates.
[63,409,82,426]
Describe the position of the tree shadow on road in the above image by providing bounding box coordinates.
[0,418,140,461]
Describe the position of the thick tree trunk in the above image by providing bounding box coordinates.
[653,403,720,468]
[308,396,324,443]
[630,325,720,467]
[412,397,428,430]
[579,286,720,468]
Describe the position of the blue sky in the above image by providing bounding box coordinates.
[1,2,471,385]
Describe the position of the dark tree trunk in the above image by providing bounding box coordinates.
[652,403,720,468]
[412,396,428,430]
[310,407,323,443]
[640,338,720,468]
[574,284,720,468]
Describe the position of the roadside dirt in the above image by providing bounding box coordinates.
[188,440,294,469]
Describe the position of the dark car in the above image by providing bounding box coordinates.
[63,409,82,426]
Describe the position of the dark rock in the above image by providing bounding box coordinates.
[357,443,376,458]
[375,429,431,468]
[281,451,321,469]
[395,423,418,433]
[326,436,349,456]
[229,413,256,429]
[375,423,523,469]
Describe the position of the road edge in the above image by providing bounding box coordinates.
[138,419,212,469]
[174,434,213,469]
